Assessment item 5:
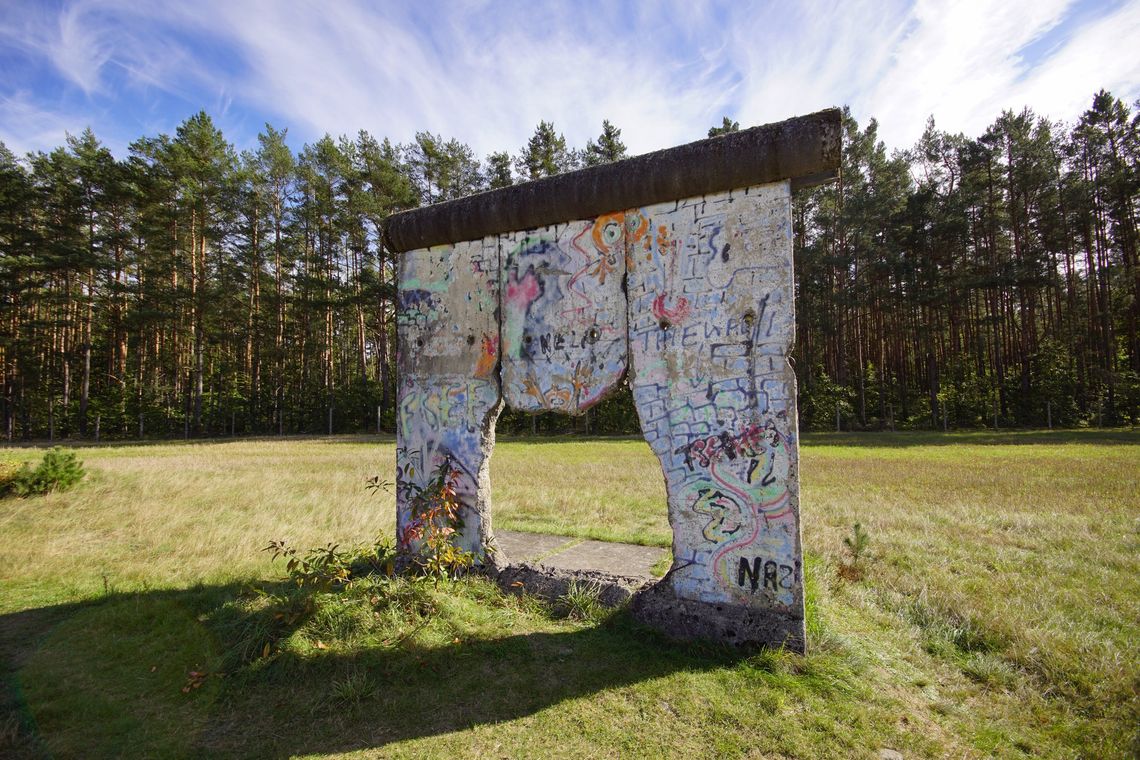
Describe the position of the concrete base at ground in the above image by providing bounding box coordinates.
[488,529,805,651]
[492,563,649,609]
[628,575,805,653]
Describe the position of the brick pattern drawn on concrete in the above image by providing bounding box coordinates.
[500,218,627,414]
[626,182,802,618]
[396,237,502,557]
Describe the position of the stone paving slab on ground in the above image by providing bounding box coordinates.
[496,530,667,579]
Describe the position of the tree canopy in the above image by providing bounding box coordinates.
[0,94,1136,441]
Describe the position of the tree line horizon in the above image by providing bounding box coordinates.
[0,90,1136,441]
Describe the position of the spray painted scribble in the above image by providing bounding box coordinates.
[500,220,627,414]
[626,182,802,612]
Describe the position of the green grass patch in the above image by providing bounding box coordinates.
[0,430,1137,757]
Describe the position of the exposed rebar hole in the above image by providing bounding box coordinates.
[659,319,671,331]
[586,327,600,343]
[742,310,756,327]
[524,335,532,344]
[415,337,424,348]
[467,334,476,345]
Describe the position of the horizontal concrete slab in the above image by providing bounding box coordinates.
[495,530,668,579]
[494,530,577,564]
[538,539,668,579]
[382,109,840,252]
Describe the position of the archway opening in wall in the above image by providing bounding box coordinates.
[489,383,672,582]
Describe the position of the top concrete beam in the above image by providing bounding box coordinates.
[382,108,841,253]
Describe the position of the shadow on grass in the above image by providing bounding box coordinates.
[0,581,744,759]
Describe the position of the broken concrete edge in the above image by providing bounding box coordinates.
[483,561,805,653]
[489,561,651,609]
[382,108,841,253]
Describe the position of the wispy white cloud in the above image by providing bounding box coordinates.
[50,2,116,94]
[159,0,738,155]
[862,0,1075,145]
[0,91,86,157]
[724,0,912,130]
[1014,0,1140,126]
[0,0,1136,160]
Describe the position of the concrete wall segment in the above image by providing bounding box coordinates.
[391,110,840,649]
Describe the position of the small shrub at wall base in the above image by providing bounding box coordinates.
[266,537,398,591]
[398,459,477,583]
[3,448,85,497]
[558,581,607,622]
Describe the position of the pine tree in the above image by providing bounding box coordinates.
[708,116,740,137]
[583,120,627,166]
[485,151,514,188]
[515,121,577,180]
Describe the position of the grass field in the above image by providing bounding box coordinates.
[1,430,1137,758]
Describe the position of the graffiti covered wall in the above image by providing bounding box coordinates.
[395,183,802,646]
[625,183,803,642]
[396,237,501,556]
[500,219,627,414]
[387,109,840,650]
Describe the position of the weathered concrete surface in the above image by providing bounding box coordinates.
[494,530,667,578]
[396,237,502,558]
[626,182,805,651]
[629,577,804,650]
[494,563,651,609]
[538,539,666,578]
[494,530,576,564]
[489,530,799,648]
[382,109,841,253]
[500,219,626,414]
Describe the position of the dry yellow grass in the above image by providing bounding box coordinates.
[0,437,396,607]
[1,429,1137,757]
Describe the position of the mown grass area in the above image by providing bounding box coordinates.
[1,430,1137,758]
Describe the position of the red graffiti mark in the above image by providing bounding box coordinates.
[676,423,767,470]
[506,269,540,309]
[474,334,498,378]
[566,225,598,316]
[651,293,690,324]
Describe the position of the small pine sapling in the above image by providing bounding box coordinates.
[9,447,85,497]
[839,522,871,581]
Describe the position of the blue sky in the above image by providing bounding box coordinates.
[2,0,1137,161]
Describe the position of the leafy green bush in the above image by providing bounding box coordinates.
[398,460,476,583]
[265,536,398,591]
[6,448,85,497]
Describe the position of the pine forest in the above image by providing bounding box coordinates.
[0,92,1136,440]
